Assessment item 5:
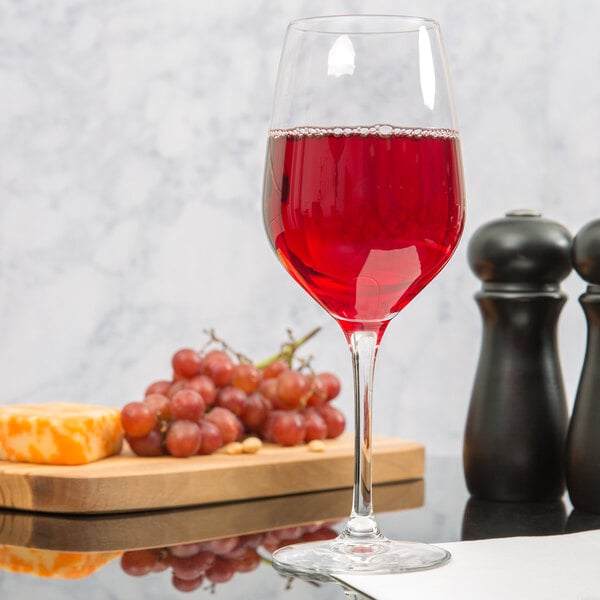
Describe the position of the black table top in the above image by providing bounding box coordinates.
[0,455,596,599]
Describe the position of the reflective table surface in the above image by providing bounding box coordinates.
[0,455,596,599]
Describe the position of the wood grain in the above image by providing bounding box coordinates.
[0,434,423,514]
[0,480,423,552]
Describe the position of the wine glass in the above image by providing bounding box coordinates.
[262,14,465,578]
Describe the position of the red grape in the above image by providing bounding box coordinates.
[144,393,171,421]
[317,404,346,438]
[240,392,269,432]
[302,408,328,441]
[305,374,328,407]
[145,380,171,396]
[126,429,164,456]
[276,370,311,410]
[261,359,288,379]
[172,348,203,378]
[232,363,262,393]
[203,351,234,387]
[271,411,306,446]
[258,377,278,404]
[170,389,206,421]
[197,419,223,454]
[165,420,202,457]
[318,372,342,401]
[167,379,188,399]
[204,407,243,444]
[215,386,247,417]
[186,375,216,406]
[121,401,157,438]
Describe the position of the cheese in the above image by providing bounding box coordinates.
[0,545,122,579]
[0,403,123,465]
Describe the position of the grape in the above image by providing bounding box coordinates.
[232,363,262,393]
[172,348,203,378]
[144,393,171,421]
[165,420,202,457]
[170,389,206,422]
[305,374,328,407]
[145,380,171,396]
[167,379,188,399]
[257,377,278,404]
[197,419,223,454]
[317,404,346,438]
[121,401,158,438]
[318,372,342,401]
[261,358,288,379]
[240,392,269,432]
[185,374,217,406]
[120,549,160,576]
[215,386,247,417]
[271,411,306,446]
[276,369,311,409]
[203,351,234,387]
[259,411,277,442]
[302,408,328,441]
[204,407,243,444]
[127,430,164,456]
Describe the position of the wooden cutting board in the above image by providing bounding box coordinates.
[0,434,423,514]
[0,480,423,552]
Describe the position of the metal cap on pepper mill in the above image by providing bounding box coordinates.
[566,218,600,513]
[463,210,572,502]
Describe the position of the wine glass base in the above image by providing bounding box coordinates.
[272,536,450,582]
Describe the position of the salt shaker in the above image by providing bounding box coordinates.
[566,218,600,513]
[463,210,572,501]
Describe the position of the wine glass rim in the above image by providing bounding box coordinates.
[288,14,440,34]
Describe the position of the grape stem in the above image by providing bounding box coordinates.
[255,326,322,369]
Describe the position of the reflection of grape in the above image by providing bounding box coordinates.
[120,522,340,592]
[121,330,346,457]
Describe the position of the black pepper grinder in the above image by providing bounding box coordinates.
[566,218,600,513]
[463,210,572,502]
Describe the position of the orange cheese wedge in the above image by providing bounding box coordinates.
[0,545,122,579]
[0,403,123,465]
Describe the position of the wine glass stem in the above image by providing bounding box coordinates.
[342,330,383,540]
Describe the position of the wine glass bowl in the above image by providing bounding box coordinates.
[262,14,465,579]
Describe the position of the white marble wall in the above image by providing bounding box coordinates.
[0,0,598,456]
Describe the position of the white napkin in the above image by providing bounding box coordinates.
[336,529,600,599]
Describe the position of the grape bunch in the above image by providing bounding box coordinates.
[120,522,338,592]
[120,329,346,457]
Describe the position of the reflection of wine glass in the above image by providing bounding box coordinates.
[262,15,465,577]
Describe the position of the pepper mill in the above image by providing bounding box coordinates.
[566,218,600,513]
[463,210,572,501]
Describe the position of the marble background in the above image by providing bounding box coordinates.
[1,0,598,457]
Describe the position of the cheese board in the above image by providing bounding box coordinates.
[0,434,423,514]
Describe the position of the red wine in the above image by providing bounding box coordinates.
[263,125,465,335]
